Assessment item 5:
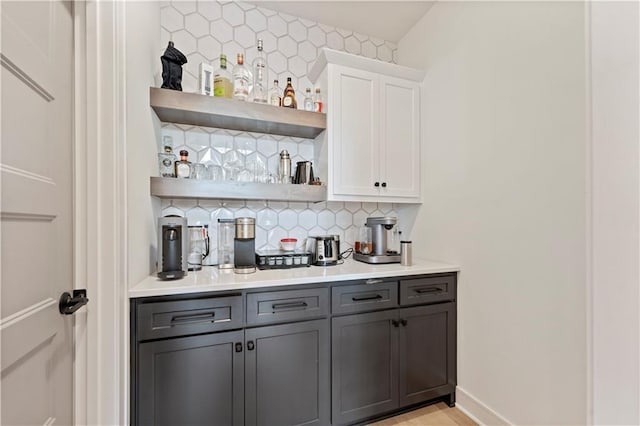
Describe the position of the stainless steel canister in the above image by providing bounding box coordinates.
[235,217,255,239]
[279,150,291,182]
[400,241,412,266]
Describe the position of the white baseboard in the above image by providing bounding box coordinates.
[456,386,513,426]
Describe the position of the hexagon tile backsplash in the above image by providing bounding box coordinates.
[159,1,399,259]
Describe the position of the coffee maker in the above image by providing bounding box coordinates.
[157,215,188,279]
[353,217,401,264]
[234,217,256,274]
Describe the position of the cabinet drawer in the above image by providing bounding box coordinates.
[246,287,329,325]
[137,295,243,341]
[400,274,456,306]
[332,279,398,315]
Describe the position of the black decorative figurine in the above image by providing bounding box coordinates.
[161,41,187,91]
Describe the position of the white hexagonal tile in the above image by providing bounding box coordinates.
[246,9,266,32]
[344,227,357,247]
[234,25,255,49]
[370,36,385,47]
[335,210,352,230]
[297,142,314,163]
[222,2,244,26]
[211,131,233,153]
[235,134,256,155]
[198,147,223,166]
[172,198,197,211]
[162,206,184,217]
[211,19,233,43]
[267,201,288,212]
[267,15,287,37]
[362,40,376,59]
[279,12,297,22]
[185,12,209,38]
[185,128,210,151]
[211,207,234,220]
[161,28,172,50]
[308,226,325,238]
[298,41,317,63]
[345,36,361,55]
[161,7,184,32]
[198,36,221,61]
[258,5,276,17]
[326,227,344,244]
[288,21,307,42]
[186,206,209,226]
[172,0,196,15]
[278,210,297,230]
[309,201,326,212]
[181,73,197,93]
[223,41,245,62]
[257,136,278,156]
[198,1,221,21]
[362,202,377,213]
[278,36,297,58]
[342,202,360,214]
[326,32,344,51]
[255,226,268,250]
[353,210,368,227]
[288,57,307,78]
[317,210,334,230]
[161,124,185,148]
[235,207,256,219]
[326,202,343,213]
[298,210,317,230]
[377,44,393,62]
[308,26,326,47]
[379,203,394,214]
[288,202,307,212]
[268,51,287,74]
[172,29,197,55]
[198,199,221,209]
[184,52,208,81]
[288,227,307,245]
[278,139,298,157]
[266,155,279,177]
[336,28,352,37]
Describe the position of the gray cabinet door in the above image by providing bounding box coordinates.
[137,330,244,426]
[331,310,399,425]
[245,319,330,426]
[398,303,456,407]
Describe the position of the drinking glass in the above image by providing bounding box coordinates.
[208,165,223,181]
[356,226,373,254]
[190,163,210,180]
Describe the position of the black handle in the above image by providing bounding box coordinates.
[352,294,383,302]
[400,319,407,327]
[59,289,88,315]
[374,182,380,187]
[381,182,387,188]
[272,301,308,311]
[414,287,444,294]
[170,312,215,325]
[235,342,243,352]
[247,340,255,351]
[391,319,399,328]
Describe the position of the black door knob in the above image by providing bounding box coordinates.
[374,182,380,187]
[381,182,387,188]
[59,289,89,315]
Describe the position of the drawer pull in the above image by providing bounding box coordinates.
[352,294,383,302]
[235,342,243,353]
[414,287,444,294]
[365,279,383,285]
[170,312,215,325]
[272,301,308,311]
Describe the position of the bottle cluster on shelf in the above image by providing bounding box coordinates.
[197,38,324,113]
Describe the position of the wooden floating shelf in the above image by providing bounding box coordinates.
[150,87,327,139]
[150,177,327,203]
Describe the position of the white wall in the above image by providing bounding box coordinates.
[590,2,640,424]
[398,2,587,424]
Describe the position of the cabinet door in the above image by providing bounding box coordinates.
[398,303,456,407]
[379,76,420,199]
[331,65,380,197]
[332,310,399,425]
[137,330,244,426]
[245,319,330,426]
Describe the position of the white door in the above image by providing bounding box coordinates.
[1,1,77,424]
[379,76,421,199]
[331,65,380,198]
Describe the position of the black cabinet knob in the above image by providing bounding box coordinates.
[400,319,407,327]
[391,319,399,328]
[381,182,387,188]
[235,342,243,352]
[247,340,255,351]
[374,182,380,187]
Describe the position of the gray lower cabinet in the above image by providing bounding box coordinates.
[245,319,330,426]
[137,329,245,426]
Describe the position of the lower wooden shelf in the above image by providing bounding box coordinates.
[150,177,327,203]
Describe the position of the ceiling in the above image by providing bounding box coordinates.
[247,1,436,42]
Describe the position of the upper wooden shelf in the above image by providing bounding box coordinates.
[150,87,327,139]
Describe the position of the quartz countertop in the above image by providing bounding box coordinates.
[129,257,460,298]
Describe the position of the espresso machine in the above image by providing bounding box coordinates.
[157,215,188,279]
[353,217,401,264]
[234,217,256,274]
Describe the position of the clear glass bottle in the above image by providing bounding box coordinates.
[158,136,177,177]
[213,54,233,98]
[174,150,192,178]
[314,87,323,112]
[282,77,297,109]
[269,79,282,106]
[251,39,268,103]
[303,88,314,111]
[232,53,252,101]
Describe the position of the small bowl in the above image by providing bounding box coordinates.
[280,238,298,251]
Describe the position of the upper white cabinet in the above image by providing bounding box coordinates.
[310,49,424,203]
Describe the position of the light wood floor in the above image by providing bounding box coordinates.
[368,402,477,426]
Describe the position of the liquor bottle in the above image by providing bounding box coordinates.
[232,53,252,101]
[213,54,233,98]
[158,136,177,177]
[314,87,323,112]
[269,79,282,106]
[303,87,314,111]
[282,77,297,109]
[251,39,268,103]
[174,150,192,178]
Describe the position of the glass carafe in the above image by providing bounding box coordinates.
[217,219,235,269]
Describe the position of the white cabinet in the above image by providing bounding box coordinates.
[310,49,424,203]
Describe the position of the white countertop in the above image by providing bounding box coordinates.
[129,257,460,298]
